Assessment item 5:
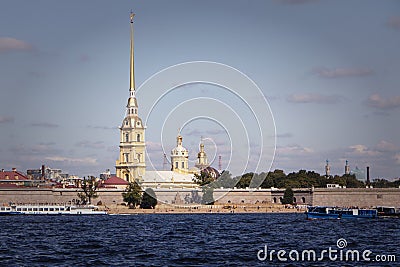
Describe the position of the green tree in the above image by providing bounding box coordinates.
[281,187,294,205]
[237,173,253,188]
[213,171,237,189]
[201,186,214,205]
[193,171,215,186]
[140,188,158,209]
[122,181,142,208]
[77,176,100,205]
[343,174,365,188]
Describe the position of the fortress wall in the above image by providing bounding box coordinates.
[270,190,313,205]
[0,188,399,207]
[312,188,400,207]
[0,188,125,205]
[213,189,272,204]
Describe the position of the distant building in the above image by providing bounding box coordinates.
[99,169,111,180]
[102,176,129,190]
[345,160,350,175]
[325,160,331,177]
[27,165,66,181]
[0,168,30,187]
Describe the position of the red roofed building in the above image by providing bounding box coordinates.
[102,176,129,189]
[0,168,30,187]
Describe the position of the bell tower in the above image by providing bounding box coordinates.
[195,138,209,170]
[115,12,146,183]
[171,134,189,173]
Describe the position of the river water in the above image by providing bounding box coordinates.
[0,213,398,266]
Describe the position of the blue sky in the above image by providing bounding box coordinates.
[1,0,399,179]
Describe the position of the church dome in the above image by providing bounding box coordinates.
[202,166,220,179]
[171,134,188,155]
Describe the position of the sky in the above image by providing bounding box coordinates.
[1,0,400,179]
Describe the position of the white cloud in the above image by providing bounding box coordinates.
[0,37,32,53]
[276,144,313,156]
[313,67,373,78]
[366,94,400,110]
[45,156,98,165]
[375,140,398,152]
[348,144,381,156]
[287,93,341,104]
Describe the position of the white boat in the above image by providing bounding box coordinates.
[0,204,107,215]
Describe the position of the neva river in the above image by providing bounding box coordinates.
[0,213,398,266]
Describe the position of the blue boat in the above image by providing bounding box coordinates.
[306,206,377,219]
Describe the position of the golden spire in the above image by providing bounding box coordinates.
[130,12,135,91]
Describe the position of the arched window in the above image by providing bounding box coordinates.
[273,197,277,203]
[279,197,283,204]
[137,134,140,142]
[175,162,178,169]
[302,197,306,203]
[293,197,297,203]
[125,133,129,142]
[181,162,185,169]
[125,174,129,181]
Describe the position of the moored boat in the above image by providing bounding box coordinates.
[375,206,400,217]
[306,206,377,219]
[0,204,107,215]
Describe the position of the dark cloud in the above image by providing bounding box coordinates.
[30,122,59,128]
[8,143,61,156]
[76,140,105,149]
[312,67,373,78]
[0,116,14,124]
[87,125,118,130]
[184,128,226,136]
[275,133,293,138]
[80,54,90,62]
[387,16,400,30]
[275,0,318,4]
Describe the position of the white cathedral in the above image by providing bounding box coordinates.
[115,13,219,189]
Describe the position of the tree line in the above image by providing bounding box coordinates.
[76,177,157,209]
[199,169,400,189]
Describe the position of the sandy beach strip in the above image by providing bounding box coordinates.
[102,204,306,215]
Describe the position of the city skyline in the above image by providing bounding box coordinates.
[1,1,400,179]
